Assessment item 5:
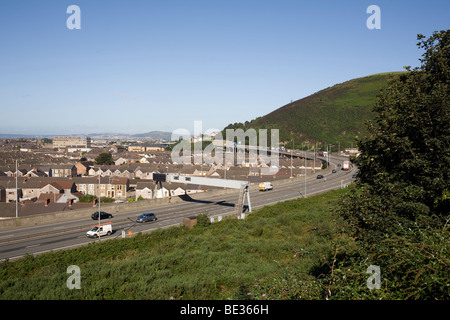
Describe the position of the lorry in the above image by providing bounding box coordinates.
[259,182,273,191]
[342,161,350,171]
[86,223,112,238]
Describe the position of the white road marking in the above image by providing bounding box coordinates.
[26,244,41,248]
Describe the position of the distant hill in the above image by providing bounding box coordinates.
[131,131,172,140]
[223,72,404,149]
[0,131,172,141]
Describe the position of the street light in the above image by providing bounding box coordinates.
[90,165,101,232]
[15,159,18,218]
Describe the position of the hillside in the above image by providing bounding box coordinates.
[0,189,350,300]
[224,72,404,149]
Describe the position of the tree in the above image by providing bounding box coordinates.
[331,31,449,299]
[95,152,114,165]
[338,31,449,240]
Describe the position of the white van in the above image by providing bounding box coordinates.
[259,182,273,191]
[86,223,112,238]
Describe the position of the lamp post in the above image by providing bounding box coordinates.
[90,166,101,231]
[15,159,18,218]
[304,148,307,198]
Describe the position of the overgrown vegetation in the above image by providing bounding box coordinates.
[331,31,449,300]
[0,189,354,300]
[223,72,403,148]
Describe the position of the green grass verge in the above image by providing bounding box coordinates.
[0,189,352,300]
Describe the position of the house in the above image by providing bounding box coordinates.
[39,180,77,195]
[73,176,129,199]
[154,186,170,198]
[25,167,48,178]
[75,161,94,176]
[135,181,154,200]
[135,181,170,199]
[3,168,28,178]
[170,187,186,196]
[128,143,166,153]
[139,157,150,164]
[5,187,21,203]
[50,165,76,178]
[145,144,166,152]
[0,177,21,203]
[114,153,141,165]
[135,181,188,199]
[20,178,78,202]
[134,167,155,180]
[0,177,79,203]
[37,192,81,204]
[19,179,46,200]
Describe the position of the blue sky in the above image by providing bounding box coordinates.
[0,0,449,135]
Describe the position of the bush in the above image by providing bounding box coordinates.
[194,213,211,228]
[79,194,96,203]
[100,197,114,203]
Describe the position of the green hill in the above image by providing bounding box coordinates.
[224,72,405,149]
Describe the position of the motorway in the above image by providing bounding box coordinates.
[0,153,356,261]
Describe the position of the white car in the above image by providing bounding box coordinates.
[86,223,112,238]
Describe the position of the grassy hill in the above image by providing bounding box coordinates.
[224,72,404,149]
[0,189,352,300]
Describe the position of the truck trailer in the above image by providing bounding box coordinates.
[342,161,350,171]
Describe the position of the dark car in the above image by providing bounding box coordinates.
[332,169,337,173]
[91,211,113,220]
[316,174,324,179]
[136,213,157,223]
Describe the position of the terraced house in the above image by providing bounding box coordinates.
[50,164,76,178]
[73,176,129,199]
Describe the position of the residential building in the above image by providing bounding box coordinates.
[128,143,166,152]
[53,136,92,149]
[75,161,94,176]
[50,165,76,178]
[74,176,129,199]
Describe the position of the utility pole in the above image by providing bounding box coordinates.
[89,165,101,234]
[290,138,293,178]
[290,148,293,178]
[304,148,307,198]
[15,159,18,218]
[313,143,316,173]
